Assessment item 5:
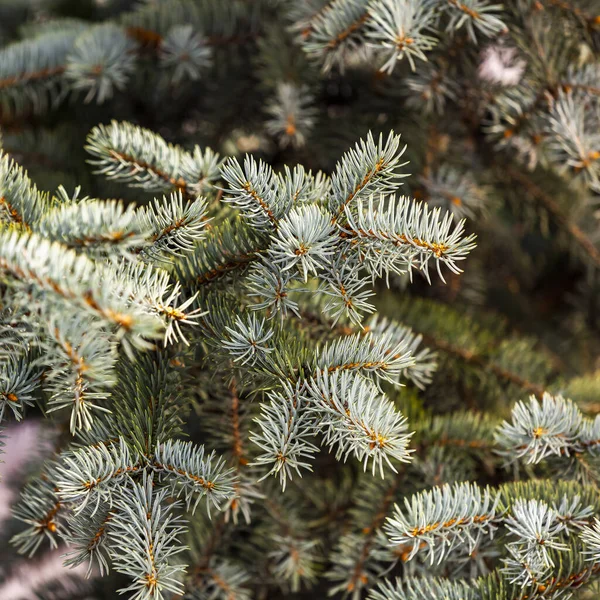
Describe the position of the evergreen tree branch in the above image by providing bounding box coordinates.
[383,482,499,564]
[107,473,187,600]
[152,439,237,514]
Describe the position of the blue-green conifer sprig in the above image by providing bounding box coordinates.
[543,90,600,192]
[299,0,371,73]
[0,126,218,435]
[12,434,237,587]
[270,204,337,281]
[65,24,137,104]
[85,120,191,194]
[502,499,570,585]
[222,313,276,366]
[184,146,224,197]
[265,82,317,149]
[37,198,146,259]
[86,121,223,199]
[440,0,505,41]
[207,309,429,486]
[419,165,489,220]
[364,316,438,389]
[62,504,114,577]
[495,392,591,464]
[0,0,507,125]
[372,477,600,597]
[315,329,415,386]
[321,259,377,325]
[329,131,409,217]
[136,191,210,261]
[246,260,303,318]
[56,438,142,514]
[251,381,319,491]
[152,439,238,515]
[233,133,475,324]
[342,194,477,284]
[384,482,499,564]
[107,473,188,600]
[0,151,50,228]
[11,472,66,557]
[366,0,438,73]
[582,518,600,563]
[158,24,212,85]
[270,533,322,591]
[0,27,82,118]
[220,155,287,230]
[0,356,40,422]
[0,1,255,119]
[0,229,164,351]
[111,261,204,347]
[552,495,595,531]
[368,576,478,600]
[306,370,414,476]
[186,560,253,600]
[41,313,117,432]
[277,165,331,208]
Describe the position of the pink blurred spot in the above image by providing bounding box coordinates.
[479,45,526,86]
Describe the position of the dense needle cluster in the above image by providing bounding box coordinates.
[1,1,600,600]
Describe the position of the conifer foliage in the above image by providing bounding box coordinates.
[1,1,600,600]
